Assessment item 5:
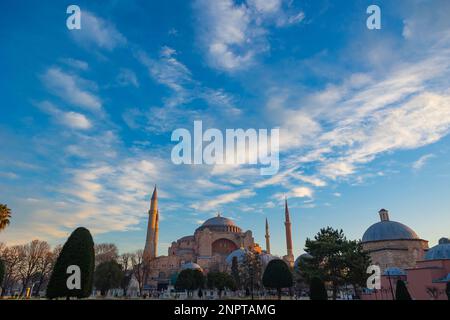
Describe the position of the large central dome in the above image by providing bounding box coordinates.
[196,214,242,233]
[362,209,420,243]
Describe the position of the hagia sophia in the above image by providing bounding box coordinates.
[143,187,294,290]
[142,187,450,300]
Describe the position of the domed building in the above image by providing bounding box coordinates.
[362,238,450,300]
[361,209,428,272]
[143,187,297,291]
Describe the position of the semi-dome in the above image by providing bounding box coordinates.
[362,209,420,243]
[196,214,242,233]
[180,262,203,272]
[424,238,450,261]
[226,248,249,264]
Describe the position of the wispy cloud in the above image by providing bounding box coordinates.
[194,0,305,71]
[192,188,256,211]
[37,101,92,130]
[412,154,435,171]
[71,11,127,51]
[41,67,102,111]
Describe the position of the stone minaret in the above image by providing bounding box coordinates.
[265,218,271,254]
[144,186,158,259]
[283,198,294,267]
[153,210,159,257]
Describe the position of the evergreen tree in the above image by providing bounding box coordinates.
[309,277,328,300]
[343,240,371,298]
[94,260,124,296]
[231,256,241,290]
[395,279,412,300]
[262,259,293,300]
[302,227,369,299]
[46,227,95,299]
[446,282,450,300]
[207,272,236,298]
[175,269,204,297]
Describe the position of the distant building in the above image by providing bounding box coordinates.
[143,186,296,290]
[361,209,449,300]
[362,209,428,273]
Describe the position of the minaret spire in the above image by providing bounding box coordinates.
[283,198,294,267]
[144,185,159,259]
[265,218,271,254]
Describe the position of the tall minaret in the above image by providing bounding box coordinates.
[144,186,158,259]
[283,198,294,267]
[265,218,271,254]
[153,210,159,257]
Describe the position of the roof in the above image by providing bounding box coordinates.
[362,210,421,243]
[202,216,237,227]
[424,238,450,261]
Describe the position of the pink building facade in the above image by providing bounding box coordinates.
[362,238,450,300]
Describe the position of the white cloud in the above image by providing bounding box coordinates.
[41,68,101,110]
[192,188,256,211]
[274,186,313,200]
[37,101,92,130]
[71,11,127,51]
[194,0,305,71]
[60,58,89,71]
[61,111,92,129]
[412,154,435,171]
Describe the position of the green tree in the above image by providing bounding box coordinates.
[0,204,11,232]
[175,269,204,297]
[207,272,236,298]
[302,227,368,299]
[343,240,371,298]
[395,279,412,300]
[446,282,450,300]
[309,277,328,300]
[262,259,293,300]
[94,260,124,296]
[231,256,241,290]
[46,227,95,299]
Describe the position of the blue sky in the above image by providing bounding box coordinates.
[1,0,450,258]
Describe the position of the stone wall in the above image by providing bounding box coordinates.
[362,239,428,272]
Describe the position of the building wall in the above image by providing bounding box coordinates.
[362,239,428,273]
[406,259,450,300]
[146,228,255,288]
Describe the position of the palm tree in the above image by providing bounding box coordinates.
[0,204,12,231]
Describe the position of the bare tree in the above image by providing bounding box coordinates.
[130,250,150,296]
[95,243,119,266]
[0,245,24,296]
[17,240,50,296]
[33,248,57,296]
[119,253,133,296]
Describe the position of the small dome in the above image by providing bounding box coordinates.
[226,248,250,264]
[260,253,277,266]
[383,267,406,276]
[294,253,313,270]
[362,210,420,242]
[424,238,450,261]
[180,262,203,272]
